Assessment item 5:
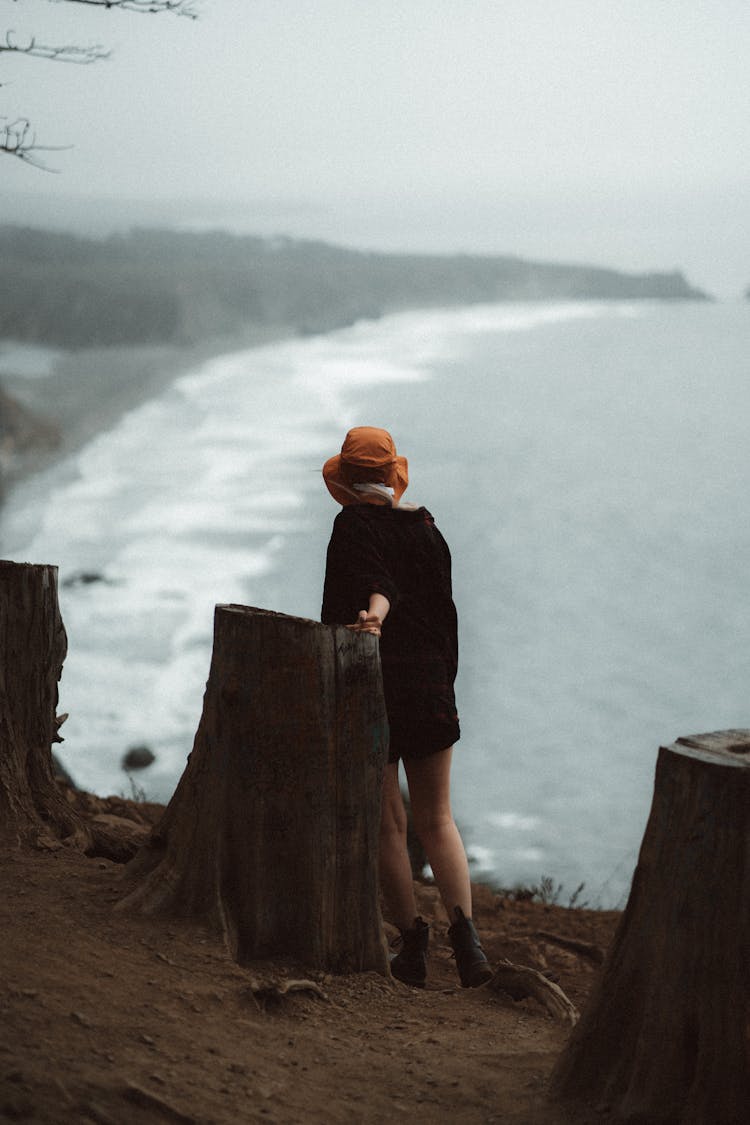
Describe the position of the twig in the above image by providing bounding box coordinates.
[0,116,70,170]
[244,976,329,1010]
[47,1,199,17]
[123,1083,196,1124]
[1,30,109,64]
[487,958,579,1025]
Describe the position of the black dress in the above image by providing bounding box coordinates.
[321,504,460,763]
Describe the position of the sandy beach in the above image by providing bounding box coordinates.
[0,325,296,493]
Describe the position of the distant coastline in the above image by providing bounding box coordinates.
[0,224,709,351]
[0,223,710,501]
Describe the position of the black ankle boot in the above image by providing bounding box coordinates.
[448,906,493,988]
[390,917,429,988]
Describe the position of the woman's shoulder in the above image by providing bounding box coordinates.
[397,504,435,526]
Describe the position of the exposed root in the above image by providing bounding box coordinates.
[535,929,606,965]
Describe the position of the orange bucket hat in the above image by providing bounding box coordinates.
[322,426,409,506]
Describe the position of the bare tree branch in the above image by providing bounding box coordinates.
[0,116,71,171]
[41,1,199,18]
[2,0,200,169]
[1,30,110,65]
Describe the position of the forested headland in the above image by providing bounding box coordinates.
[0,225,708,349]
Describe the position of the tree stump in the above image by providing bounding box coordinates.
[551,730,750,1125]
[121,605,390,975]
[1,559,139,859]
[0,560,72,846]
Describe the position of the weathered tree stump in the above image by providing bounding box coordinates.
[552,730,750,1125]
[121,605,390,975]
[1,559,139,859]
[0,560,73,846]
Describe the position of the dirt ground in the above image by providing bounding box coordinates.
[1,795,621,1125]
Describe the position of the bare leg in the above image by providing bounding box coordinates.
[403,747,472,920]
[379,760,419,930]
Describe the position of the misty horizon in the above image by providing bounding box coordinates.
[2,185,744,301]
[3,1,748,299]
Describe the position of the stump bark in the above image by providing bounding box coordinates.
[121,605,390,975]
[1,559,140,859]
[0,560,73,846]
[552,730,750,1125]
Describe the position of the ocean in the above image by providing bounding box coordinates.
[3,298,748,907]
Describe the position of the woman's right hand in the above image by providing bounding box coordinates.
[346,610,383,636]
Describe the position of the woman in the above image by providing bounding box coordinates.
[321,426,492,989]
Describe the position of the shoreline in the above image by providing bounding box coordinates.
[0,293,728,503]
[0,324,298,500]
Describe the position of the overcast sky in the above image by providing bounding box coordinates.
[3,0,749,294]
